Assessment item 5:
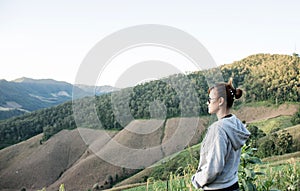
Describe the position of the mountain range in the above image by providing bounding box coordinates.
[0,77,118,120]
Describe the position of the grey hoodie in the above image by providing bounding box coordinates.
[191,114,250,190]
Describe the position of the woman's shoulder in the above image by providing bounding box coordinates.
[208,120,227,135]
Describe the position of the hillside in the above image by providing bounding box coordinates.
[0,129,87,190]
[232,102,299,123]
[0,117,207,191]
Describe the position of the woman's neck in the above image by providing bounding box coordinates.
[216,107,230,120]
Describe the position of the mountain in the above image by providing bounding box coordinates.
[0,77,118,120]
[75,84,117,96]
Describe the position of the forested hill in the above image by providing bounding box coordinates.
[221,53,299,103]
[0,53,299,149]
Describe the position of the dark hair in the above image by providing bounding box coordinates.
[208,78,243,108]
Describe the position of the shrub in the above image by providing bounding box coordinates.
[291,107,300,125]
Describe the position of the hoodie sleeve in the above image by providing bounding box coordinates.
[192,124,228,188]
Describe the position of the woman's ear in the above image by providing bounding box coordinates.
[219,97,225,106]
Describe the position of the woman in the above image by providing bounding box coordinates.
[191,79,250,191]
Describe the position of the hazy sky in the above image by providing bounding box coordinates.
[1,0,299,86]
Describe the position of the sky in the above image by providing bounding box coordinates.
[0,0,299,87]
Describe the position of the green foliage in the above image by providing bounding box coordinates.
[257,137,276,158]
[272,161,300,190]
[0,101,76,149]
[246,114,299,158]
[124,143,300,191]
[146,146,199,181]
[59,184,65,191]
[143,165,197,191]
[291,107,300,125]
[246,125,266,145]
[239,145,263,191]
[0,109,25,120]
[126,144,300,191]
[257,130,294,158]
[129,73,208,119]
[255,159,300,191]
[222,54,300,104]
[276,130,294,155]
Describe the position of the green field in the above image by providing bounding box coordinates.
[251,115,293,134]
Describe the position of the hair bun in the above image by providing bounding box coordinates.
[235,88,243,99]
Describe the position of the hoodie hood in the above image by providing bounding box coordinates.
[220,114,250,150]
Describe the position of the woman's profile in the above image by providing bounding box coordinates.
[191,78,250,191]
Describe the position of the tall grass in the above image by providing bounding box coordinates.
[126,164,197,191]
[255,158,300,190]
[125,146,300,191]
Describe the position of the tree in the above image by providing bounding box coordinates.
[291,107,300,125]
[257,137,276,158]
[276,130,293,155]
[257,130,294,157]
[246,125,266,147]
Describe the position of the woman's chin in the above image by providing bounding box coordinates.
[207,108,215,114]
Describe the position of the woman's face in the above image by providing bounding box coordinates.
[207,88,220,114]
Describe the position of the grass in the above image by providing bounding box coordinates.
[241,101,276,108]
[251,115,293,134]
[121,152,300,191]
[125,169,196,191]
[262,151,300,164]
[254,157,300,190]
[240,101,299,108]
